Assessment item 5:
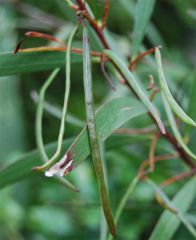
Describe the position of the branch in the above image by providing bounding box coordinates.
[75,0,110,49]
[101,0,109,29]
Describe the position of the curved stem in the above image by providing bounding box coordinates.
[34,25,79,171]
[36,68,60,162]
[35,69,78,192]
[101,0,110,29]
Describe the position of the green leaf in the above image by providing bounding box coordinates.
[0,97,147,189]
[132,0,156,57]
[104,49,165,134]
[0,51,82,77]
[149,177,196,240]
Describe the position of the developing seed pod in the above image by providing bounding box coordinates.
[162,94,196,160]
[155,48,196,127]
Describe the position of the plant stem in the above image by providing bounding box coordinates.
[36,68,60,163]
[34,25,79,171]
[35,69,79,192]
[101,0,110,29]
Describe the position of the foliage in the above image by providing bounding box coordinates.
[0,0,196,239]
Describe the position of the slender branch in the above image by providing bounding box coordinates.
[149,133,160,172]
[75,0,110,49]
[138,153,178,179]
[128,46,161,71]
[161,168,196,187]
[101,0,110,29]
[25,31,66,47]
[17,46,103,58]
[163,130,196,168]
[33,25,79,171]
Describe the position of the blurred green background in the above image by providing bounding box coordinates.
[0,0,196,239]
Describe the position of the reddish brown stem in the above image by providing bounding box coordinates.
[138,153,178,179]
[163,131,196,169]
[25,31,66,46]
[149,133,160,172]
[76,0,110,49]
[149,86,159,101]
[147,111,195,169]
[161,168,196,187]
[101,0,109,29]
[129,46,161,71]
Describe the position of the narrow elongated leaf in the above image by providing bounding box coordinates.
[83,28,116,236]
[155,48,196,127]
[104,49,165,134]
[149,177,196,240]
[0,51,82,76]
[0,97,147,189]
[132,0,156,57]
[162,94,196,160]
